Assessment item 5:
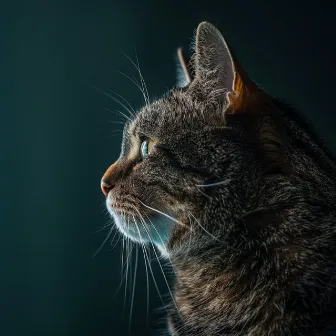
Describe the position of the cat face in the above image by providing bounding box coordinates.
[101,22,282,257]
[101,91,226,256]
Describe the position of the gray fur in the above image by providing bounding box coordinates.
[103,22,336,335]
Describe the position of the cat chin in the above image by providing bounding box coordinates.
[109,210,174,250]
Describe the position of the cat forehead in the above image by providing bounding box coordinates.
[135,89,209,127]
[145,90,197,117]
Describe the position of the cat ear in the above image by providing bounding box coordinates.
[192,22,260,113]
[193,22,286,173]
[176,48,193,87]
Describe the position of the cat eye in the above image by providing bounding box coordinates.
[140,139,156,160]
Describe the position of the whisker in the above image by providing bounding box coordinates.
[120,239,134,272]
[116,70,147,103]
[113,236,129,297]
[100,201,110,213]
[142,212,175,267]
[107,129,124,134]
[129,229,138,331]
[189,212,225,244]
[104,107,132,123]
[111,231,122,249]
[121,236,125,272]
[107,88,136,116]
[182,214,194,264]
[107,120,126,125]
[92,225,115,258]
[134,208,181,318]
[196,186,213,201]
[91,84,135,119]
[122,52,150,107]
[114,262,130,298]
[135,49,150,106]
[122,233,128,312]
[133,218,167,312]
[138,200,187,228]
[92,84,135,118]
[107,132,123,139]
[95,220,113,233]
[132,215,150,325]
[196,179,232,188]
[123,218,133,313]
[97,224,118,247]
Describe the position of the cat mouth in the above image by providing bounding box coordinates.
[108,200,137,216]
[106,197,174,247]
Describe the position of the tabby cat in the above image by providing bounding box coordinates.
[101,22,336,335]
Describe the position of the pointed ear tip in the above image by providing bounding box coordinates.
[197,21,218,32]
[196,21,224,41]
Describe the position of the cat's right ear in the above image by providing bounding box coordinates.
[176,48,193,87]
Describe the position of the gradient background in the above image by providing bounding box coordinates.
[2,0,336,335]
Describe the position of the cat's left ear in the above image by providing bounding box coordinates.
[176,48,194,87]
[191,22,261,113]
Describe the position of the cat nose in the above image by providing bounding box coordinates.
[101,180,113,197]
[101,161,125,197]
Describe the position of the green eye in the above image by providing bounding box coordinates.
[140,138,156,160]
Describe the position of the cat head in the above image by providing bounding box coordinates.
[101,22,284,257]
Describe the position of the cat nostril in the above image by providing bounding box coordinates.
[101,181,112,197]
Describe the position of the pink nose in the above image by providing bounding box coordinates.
[101,180,112,197]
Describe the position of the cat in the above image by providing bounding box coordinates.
[101,22,336,335]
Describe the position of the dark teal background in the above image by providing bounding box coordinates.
[2,1,336,335]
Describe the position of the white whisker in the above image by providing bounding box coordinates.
[132,215,167,311]
[196,179,232,188]
[107,120,127,125]
[129,222,138,331]
[91,85,135,119]
[114,237,130,297]
[122,52,150,107]
[123,219,133,313]
[110,231,122,249]
[135,50,150,106]
[182,214,195,264]
[92,225,115,258]
[95,221,113,233]
[138,200,187,228]
[134,208,181,318]
[116,70,148,103]
[132,215,150,324]
[104,107,132,123]
[142,212,176,268]
[189,212,224,244]
[107,88,136,116]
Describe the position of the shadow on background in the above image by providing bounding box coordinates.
[1,0,336,335]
